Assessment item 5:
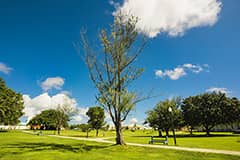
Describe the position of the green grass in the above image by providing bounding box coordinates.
[40,129,116,138]
[40,129,240,151]
[111,130,240,151]
[0,131,239,160]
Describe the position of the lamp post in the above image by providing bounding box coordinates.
[168,107,177,145]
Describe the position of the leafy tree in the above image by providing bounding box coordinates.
[79,123,91,137]
[28,109,58,130]
[81,14,147,144]
[54,107,70,135]
[182,92,239,136]
[219,97,240,129]
[55,100,75,134]
[0,77,24,125]
[86,106,105,136]
[181,96,201,135]
[28,109,69,133]
[145,98,183,137]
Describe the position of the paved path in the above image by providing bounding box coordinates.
[22,131,240,156]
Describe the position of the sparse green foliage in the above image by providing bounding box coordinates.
[0,77,24,125]
[81,14,147,144]
[86,106,105,136]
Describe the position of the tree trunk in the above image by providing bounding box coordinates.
[172,129,177,145]
[206,130,210,136]
[189,127,193,136]
[86,130,89,138]
[205,126,210,136]
[158,129,162,137]
[115,122,125,145]
[96,129,99,137]
[57,127,60,135]
[165,129,169,137]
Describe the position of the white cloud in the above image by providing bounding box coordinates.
[183,63,204,73]
[114,0,222,37]
[206,87,230,95]
[156,67,186,80]
[0,62,13,74]
[155,63,208,80]
[40,77,65,91]
[23,92,87,123]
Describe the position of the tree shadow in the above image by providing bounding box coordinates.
[3,142,110,156]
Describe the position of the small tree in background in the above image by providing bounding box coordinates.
[181,96,201,135]
[145,98,183,139]
[79,123,91,137]
[55,98,76,135]
[220,97,240,129]
[86,106,105,136]
[27,109,69,132]
[54,107,69,135]
[182,92,240,136]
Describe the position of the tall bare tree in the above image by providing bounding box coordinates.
[81,14,147,145]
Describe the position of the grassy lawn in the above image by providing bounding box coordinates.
[38,129,240,151]
[110,130,240,151]
[40,129,116,138]
[0,131,239,160]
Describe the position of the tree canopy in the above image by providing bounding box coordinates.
[182,92,240,136]
[145,98,183,137]
[0,77,24,125]
[27,109,69,133]
[86,106,105,136]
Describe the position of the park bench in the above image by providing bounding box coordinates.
[149,136,168,145]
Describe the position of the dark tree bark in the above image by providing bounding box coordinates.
[172,129,177,145]
[96,129,99,137]
[115,122,124,145]
[165,129,169,137]
[158,129,162,137]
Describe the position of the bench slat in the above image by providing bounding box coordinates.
[149,136,168,145]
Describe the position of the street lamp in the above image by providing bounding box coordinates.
[168,107,177,145]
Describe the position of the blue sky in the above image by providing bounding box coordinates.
[0,0,240,125]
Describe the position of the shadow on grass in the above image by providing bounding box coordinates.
[1,142,111,157]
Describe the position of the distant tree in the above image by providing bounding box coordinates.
[54,107,70,135]
[219,97,240,129]
[0,77,24,125]
[54,100,75,135]
[28,109,69,133]
[182,92,239,136]
[78,123,91,137]
[81,14,147,144]
[28,110,57,130]
[86,106,105,136]
[145,98,183,137]
[181,96,201,135]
